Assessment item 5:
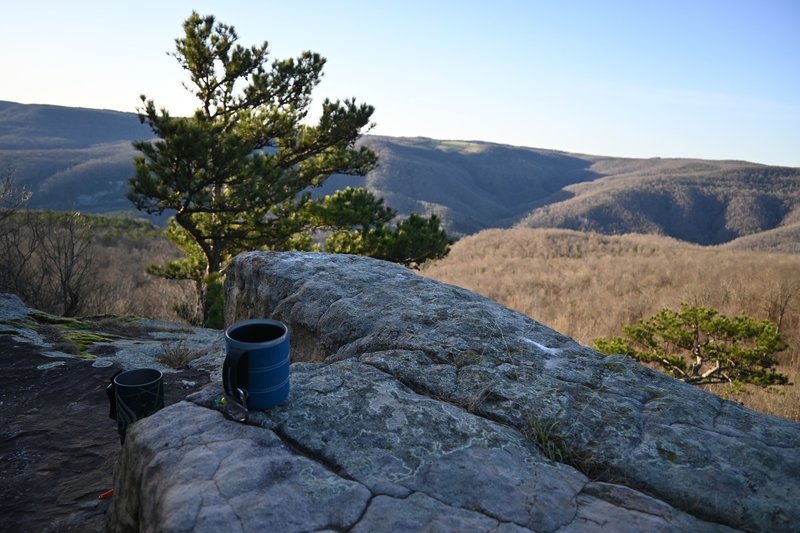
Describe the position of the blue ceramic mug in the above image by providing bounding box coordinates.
[223,319,290,410]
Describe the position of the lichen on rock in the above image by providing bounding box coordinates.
[107,252,799,532]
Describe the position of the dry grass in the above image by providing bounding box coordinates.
[422,227,800,421]
[158,338,204,369]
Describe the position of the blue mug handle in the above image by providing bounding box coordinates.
[223,347,249,408]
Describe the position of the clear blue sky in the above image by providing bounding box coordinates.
[4,0,799,166]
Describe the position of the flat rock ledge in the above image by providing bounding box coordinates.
[108,252,799,533]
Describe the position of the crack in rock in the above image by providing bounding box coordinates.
[106,251,800,533]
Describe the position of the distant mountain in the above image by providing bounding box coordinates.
[0,101,150,214]
[1,100,798,250]
[319,137,599,236]
[720,222,800,254]
[0,100,150,149]
[517,158,800,247]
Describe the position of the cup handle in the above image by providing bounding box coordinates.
[106,370,123,420]
[223,348,249,408]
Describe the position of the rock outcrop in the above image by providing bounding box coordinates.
[108,252,800,532]
[0,293,218,532]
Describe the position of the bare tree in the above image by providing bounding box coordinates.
[0,167,35,295]
[33,212,95,316]
[0,166,31,232]
[1,168,96,315]
[0,212,38,299]
[761,280,799,335]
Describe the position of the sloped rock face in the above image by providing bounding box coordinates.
[0,293,218,532]
[109,252,800,532]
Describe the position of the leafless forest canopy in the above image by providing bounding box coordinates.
[421,227,800,421]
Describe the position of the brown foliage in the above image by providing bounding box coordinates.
[0,210,195,321]
[85,232,197,320]
[422,227,800,420]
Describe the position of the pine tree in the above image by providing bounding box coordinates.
[595,303,789,386]
[129,12,449,326]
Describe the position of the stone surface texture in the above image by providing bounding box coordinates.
[108,252,800,532]
[0,293,216,532]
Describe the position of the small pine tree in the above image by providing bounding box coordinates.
[594,302,790,387]
[317,187,451,267]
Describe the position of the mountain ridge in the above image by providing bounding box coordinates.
[1,100,798,251]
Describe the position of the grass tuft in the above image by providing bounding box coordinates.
[158,339,204,369]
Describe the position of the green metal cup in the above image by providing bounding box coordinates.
[106,368,164,444]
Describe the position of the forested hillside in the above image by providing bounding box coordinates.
[0,101,150,215]
[2,100,798,250]
[519,157,800,251]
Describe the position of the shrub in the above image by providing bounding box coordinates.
[595,303,789,387]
